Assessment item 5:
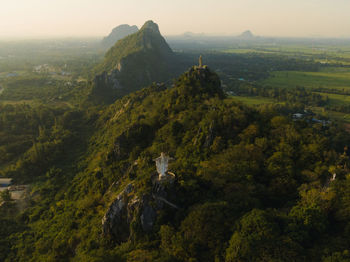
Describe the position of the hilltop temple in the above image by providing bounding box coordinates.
[199,55,203,68]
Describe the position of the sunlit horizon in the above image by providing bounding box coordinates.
[0,0,350,39]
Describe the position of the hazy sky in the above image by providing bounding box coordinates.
[0,0,349,38]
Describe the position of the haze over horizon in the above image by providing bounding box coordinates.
[0,0,349,39]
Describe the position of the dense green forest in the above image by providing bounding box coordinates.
[2,22,350,261]
[2,65,350,261]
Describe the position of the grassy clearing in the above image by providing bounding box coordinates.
[223,48,275,54]
[227,96,350,124]
[228,95,280,105]
[221,45,350,65]
[0,70,28,79]
[312,106,350,123]
[316,92,350,106]
[328,111,350,123]
[261,68,350,91]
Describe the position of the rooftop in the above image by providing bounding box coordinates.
[0,178,12,186]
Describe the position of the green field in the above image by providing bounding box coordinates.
[229,95,279,105]
[316,92,350,106]
[223,45,350,58]
[312,106,350,123]
[223,48,276,54]
[231,95,350,123]
[261,68,350,91]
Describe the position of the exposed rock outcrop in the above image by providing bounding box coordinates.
[102,183,133,242]
[94,70,123,90]
[102,176,177,243]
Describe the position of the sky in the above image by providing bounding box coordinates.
[0,0,349,38]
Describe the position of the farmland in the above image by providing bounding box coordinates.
[228,95,279,105]
[261,68,350,91]
[223,44,350,64]
[219,44,350,124]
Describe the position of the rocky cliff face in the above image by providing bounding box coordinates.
[102,176,176,243]
[102,183,134,242]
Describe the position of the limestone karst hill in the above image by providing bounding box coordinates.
[90,20,176,104]
[101,24,139,49]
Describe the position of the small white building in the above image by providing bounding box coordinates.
[293,113,304,119]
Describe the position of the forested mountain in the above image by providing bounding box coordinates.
[90,20,176,104]
[101,24,139,49]
[2,64,350,261]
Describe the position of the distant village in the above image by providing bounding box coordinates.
[292,110,331,126]
[33,63,71,76]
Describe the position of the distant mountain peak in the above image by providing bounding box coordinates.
[183,32,205,38]
[239,30,254,38]
[102,24,139,48]
[111,24,138,33]
[100,20,172,68]
[90,20,174,104]
[141,20,160,33]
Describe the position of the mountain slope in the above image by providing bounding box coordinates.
[90,20,175,103]
[4,65,350,261]
[101,24,139,48]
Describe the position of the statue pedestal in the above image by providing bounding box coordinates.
[159,171,175,181]
[152,172,175,185]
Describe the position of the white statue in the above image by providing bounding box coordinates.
[331,173,336,181]
[154,152,173,179]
